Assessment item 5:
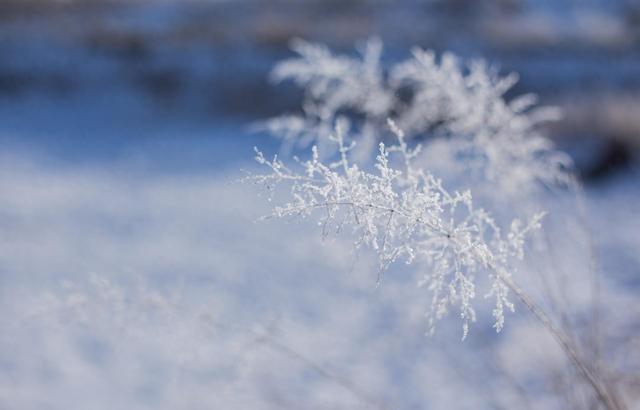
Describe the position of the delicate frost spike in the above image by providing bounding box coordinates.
[250,122,544,337]
[386,118,404,139]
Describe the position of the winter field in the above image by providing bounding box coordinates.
[1,1,639,409]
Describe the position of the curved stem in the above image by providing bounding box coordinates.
[496,271,624,410]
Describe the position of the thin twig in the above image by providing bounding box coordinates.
[495,270,625,410]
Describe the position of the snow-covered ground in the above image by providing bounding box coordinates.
[0,96,638,408]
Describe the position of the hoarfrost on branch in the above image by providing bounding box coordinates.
[252,120,545,338]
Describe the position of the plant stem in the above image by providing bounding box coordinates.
[497,271,624,410]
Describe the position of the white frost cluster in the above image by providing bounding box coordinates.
[253,121,545,338]
[263,39,572,195]
[265,38,391,158]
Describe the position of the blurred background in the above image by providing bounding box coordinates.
[1,0,639,173]
[0,1,639,409]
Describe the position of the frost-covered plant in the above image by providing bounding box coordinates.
[253,120,544,338]
[264,38,392,159]
[252,40,624,410]
[263,38,573,197]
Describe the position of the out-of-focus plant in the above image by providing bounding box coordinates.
[261,38,573,197]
